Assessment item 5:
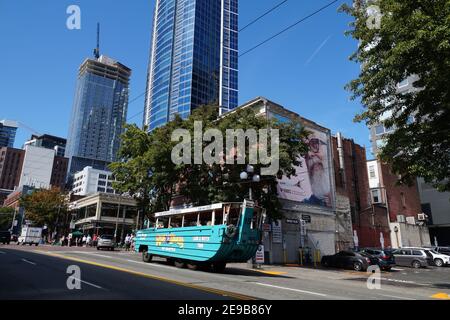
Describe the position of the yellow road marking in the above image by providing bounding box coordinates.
[35,251,256,300]
[255,270,287,276]
[431,293,450,300]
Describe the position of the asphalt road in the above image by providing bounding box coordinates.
[0,247,233,300]
[1,245,449,300]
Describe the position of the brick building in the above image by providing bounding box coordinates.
[367,159,430,248]
[50,156,69,190]
[0,147,25,204]
[332,133,391,250]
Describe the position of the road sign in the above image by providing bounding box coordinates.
[272,220,282,244]
[262,224,272,232]
[285,219,299,225]
[255,245,265,264]
[301,215,312,223]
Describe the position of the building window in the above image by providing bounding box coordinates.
[371,189,381,204]
[369,165,376,179]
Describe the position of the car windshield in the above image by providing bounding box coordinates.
[101,235,114,240]
[428,250,439,254]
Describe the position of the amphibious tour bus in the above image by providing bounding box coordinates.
[135,200,263,272]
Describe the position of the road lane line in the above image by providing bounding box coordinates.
[21,258,36,265]
[75,279,103,289]
[254,282,327,297]
[431,293,450,300]
[379,294,416,300]
[35,251,256,300]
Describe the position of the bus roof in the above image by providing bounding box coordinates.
[154,201,254,218]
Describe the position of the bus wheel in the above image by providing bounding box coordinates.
[166,258,175,266]
[142,251,152,263]
[187,263,199,271]
[212,262,227,273]
[174,260,186,268]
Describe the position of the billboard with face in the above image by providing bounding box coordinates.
[277,127,333,208]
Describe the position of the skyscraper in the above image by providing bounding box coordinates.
[65,55,131,175]
[0,120,18,148]
[143,0,238,131]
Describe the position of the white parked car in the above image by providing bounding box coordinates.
[403,247,450,267]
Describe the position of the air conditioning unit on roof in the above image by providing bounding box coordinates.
[418,213,427,221]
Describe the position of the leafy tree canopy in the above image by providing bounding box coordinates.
[110,105,308,220]
[341,0,450,191]
[19,188,67,232]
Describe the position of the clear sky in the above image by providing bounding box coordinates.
[0,0,370,156]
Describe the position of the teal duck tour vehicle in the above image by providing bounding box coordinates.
[135,200,263,272]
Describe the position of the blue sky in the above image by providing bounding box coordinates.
[0,0,370,155]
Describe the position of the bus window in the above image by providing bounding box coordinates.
[228,206,240,226]
[214,209,224,225]
[199,212,212,226]
[184,213,198,227]
[250,208,261,230]
[170,216,182,228]
[157,217,169,229]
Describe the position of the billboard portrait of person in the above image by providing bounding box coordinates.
[303,131,332,207]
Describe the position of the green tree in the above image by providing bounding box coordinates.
[177,106,308,219]
[341,0,450,191]
[19,188,68,238]
[110,118,184,225]
[0,207,14,230]
[111,105,308,220]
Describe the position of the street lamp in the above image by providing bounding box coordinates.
[240,165,261,201]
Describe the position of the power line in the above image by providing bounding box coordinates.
[239,0,339,58]
[240,0,290,32]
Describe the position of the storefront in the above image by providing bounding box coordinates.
[69,193,139,242]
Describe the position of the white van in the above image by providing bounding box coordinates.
[17,227,42,246]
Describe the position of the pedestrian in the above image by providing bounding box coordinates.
[82,235,87,246]
[86,234,92,247]
[93,234,98,247]
[130,234,135,251]
[68,233,73,247]
[125,234,131,251]
[61,235,65,246]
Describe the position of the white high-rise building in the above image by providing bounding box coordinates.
[72,166,117,196]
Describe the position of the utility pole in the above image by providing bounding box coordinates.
[10,207,18,234]
[114,197,121,242]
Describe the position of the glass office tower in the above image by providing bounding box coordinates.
[0,120,18,148]
[144,0,238,131]
[65,55,131,175]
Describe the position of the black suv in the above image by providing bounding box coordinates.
[358,248,396,271]
[0,230,11,245]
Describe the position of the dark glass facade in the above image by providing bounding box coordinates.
[66,56,131,175]
[0,120,18,148]
[144,0,238,131]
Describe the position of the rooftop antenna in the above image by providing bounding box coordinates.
[93,23,100,59]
